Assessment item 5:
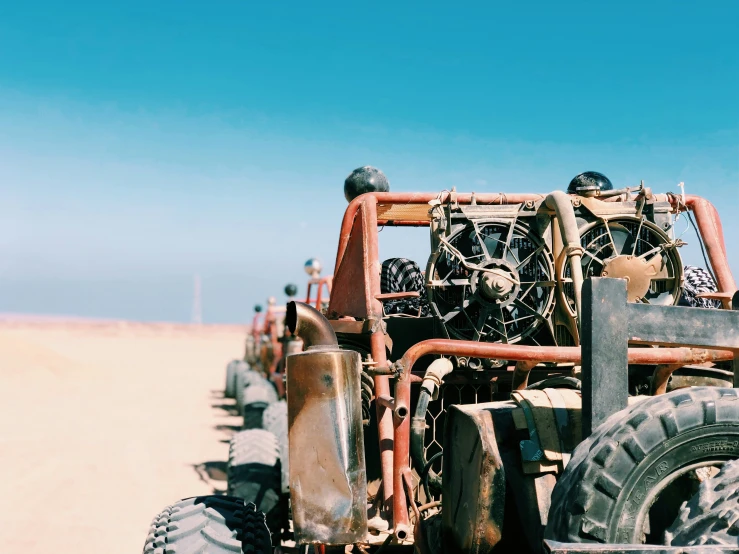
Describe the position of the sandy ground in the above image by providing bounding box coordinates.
[0,317,248,554]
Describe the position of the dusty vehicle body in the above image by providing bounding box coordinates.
[284,186,739,553]
[242,265,333,396]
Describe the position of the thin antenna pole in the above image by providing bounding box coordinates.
[192,274,202,324]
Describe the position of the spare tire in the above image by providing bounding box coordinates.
[665,459,739,546]
[545,387,739,546]
[142,496,271,554]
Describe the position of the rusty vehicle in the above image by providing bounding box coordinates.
[217,261,334,543]
[228,260,333,397]
[146,167,739,553]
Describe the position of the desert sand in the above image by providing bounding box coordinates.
[0,316,247,554]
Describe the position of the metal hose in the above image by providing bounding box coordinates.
[410,387,442,494]
[545,191,585,319]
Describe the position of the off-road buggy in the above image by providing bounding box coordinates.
[146,168,739,553]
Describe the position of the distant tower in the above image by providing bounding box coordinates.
[191,274,202,325]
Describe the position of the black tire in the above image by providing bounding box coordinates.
[228,429,283,541]
[262,400,289,493]
[665,459,739,546]
[235,365,266,416]
[241,382,278,429]
[545,387,739,546]
[225,360,242,399]
[142,496,271,554]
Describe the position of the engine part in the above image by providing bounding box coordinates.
[285,302,368,545]
[442,402,509,554]
[562,216,683,309]
[427,216,556,344]
[410,358,454,494]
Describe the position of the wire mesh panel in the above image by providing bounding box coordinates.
[415,381,497,504]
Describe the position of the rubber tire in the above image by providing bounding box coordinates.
[228,429,283,540]
[235,365,266,416]
[142,496,271,554]
[241,382,279,429]
[545,387,739,545]
[262,400,289,493]
[225,360,243,399]
[665,459,739,546]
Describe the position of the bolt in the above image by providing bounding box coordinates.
[493,279,505,290]
[602,271,609,276]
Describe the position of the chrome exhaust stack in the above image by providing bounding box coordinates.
[285,302,368,544]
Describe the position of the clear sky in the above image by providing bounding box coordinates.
[1,2,738,323]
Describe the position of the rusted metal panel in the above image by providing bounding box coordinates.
[581,278,629,437]
[627,303,739,349]
[328,200,375,319]
[442,403,507,554]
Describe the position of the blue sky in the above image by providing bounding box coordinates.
[1,2,738,323]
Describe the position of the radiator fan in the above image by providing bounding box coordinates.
[562,217,683,313]
[427,220,556,344]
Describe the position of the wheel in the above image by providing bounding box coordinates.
[142,496,271,553]
[225,360,242,399]
[228,429,283,541]
[241,382,278,429]
[665,459,739,546]
[234,364,265,416]
[545,387,739,546]
[262,400,289,493]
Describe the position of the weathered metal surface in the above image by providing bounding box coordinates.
[545,541,737,553]
[627,303,739,349]
[442,403,507,553]
[581,278,629,438]
[328,201,376,320]
[286,347,367,544]
[581,277,739,432]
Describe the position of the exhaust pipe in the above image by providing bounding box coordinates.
[286,301,338,349]
[284,301,368,544]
